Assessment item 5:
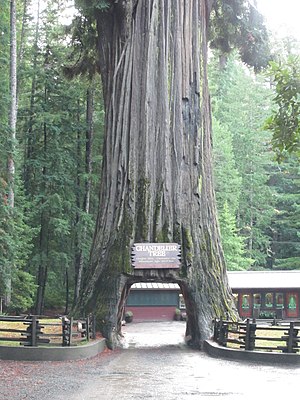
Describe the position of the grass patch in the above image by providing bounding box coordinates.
[0,318,62,346]
[227,325,295,352]
[0,318,97,347]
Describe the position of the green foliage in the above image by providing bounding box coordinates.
[0,182,35,311]
[64,14,99,78]
[264,56,300,161]
[44,270,67,309]
[274,257,300,270]
[211,49,300,272]
[212,117,242,214]
[219,202,253,270]
[0,0,37,312]
[268,157,300,270]
[0,0,10,175]
[212,115,252,270]
[0,0,104,313]
[209,0,271,71]
[8,269,36,314]
[210,53,275,268]
[75,0,110,16]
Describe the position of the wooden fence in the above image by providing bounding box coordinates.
[0,315,96,347]
[213,318,300,353]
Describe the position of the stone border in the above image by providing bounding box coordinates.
[204,339,300,365]
[0,339,106,361]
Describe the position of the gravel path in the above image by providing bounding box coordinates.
[0,348,114,400]
[1,322,299,400]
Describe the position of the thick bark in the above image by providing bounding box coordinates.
[76,0,237,348]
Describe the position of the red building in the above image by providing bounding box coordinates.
[228,270,300,319]
[126,271,300,321]
[126,282,183,321]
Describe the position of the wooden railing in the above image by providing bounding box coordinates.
[0,315,96,347]
[213,318,300,353]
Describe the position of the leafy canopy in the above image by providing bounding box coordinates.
[265,56,300,161]
[209,0,271,71]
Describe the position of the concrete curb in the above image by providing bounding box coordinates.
[0,338,107,361]
[203,339,300,365]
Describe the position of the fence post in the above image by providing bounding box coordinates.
[286,321,298,353]
[86,316,90,342]
[244,319,256,351]
[218,318,223,345]
[70,317,73,345]
[30,315,37,346]
[213,319,219,342]
[62,317,71,346]
[91,315,96,339]
[219,318,228,347]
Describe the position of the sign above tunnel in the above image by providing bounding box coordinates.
[132,243,181,269]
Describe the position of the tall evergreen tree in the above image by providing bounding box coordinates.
[218,201,253,270]
[210,53,275,268]
[212,117,252,270]
[268,157,300,270]
[16,0,103,313]
[0,0,36,313]
[265,56,300,161]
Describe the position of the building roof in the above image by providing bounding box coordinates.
[130,271,300,291]
[131,282,180,290]
[227,270,300,290]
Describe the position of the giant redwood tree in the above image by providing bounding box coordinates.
[74,0,238,348]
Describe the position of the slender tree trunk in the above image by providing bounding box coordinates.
[76,0,236,348]
[35,100,49,315]
[5,0,17,305]
[24,1,40,190]
[84,86,94,217]
[74,86,94,304]
[35,210,49,315]
[17,0,29,98]
[65,266,70,314]
[18,0,28,61]
[8,0,17,208]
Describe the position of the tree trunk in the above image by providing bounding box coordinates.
[17,0,29,97]
[74,86,94,304]
[24,1,40,190]
[5,0,17,305]
[35,107,49,315]
[75,0,236,348]
[8,0,17,208]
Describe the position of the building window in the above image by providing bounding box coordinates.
[241,294,250,309]
[253,293,261,309]
[179,294,186,310]
[288,294,297,310]
[275,293,284,308]
[265,293,273,308]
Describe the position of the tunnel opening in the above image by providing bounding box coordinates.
[117,277,194,348]
[109,242,209,349]
[124,282,186,323]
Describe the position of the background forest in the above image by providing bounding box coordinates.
[0,0,300,314]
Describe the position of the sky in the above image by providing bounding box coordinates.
[30,0,300,40]
[257,0,300,39]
